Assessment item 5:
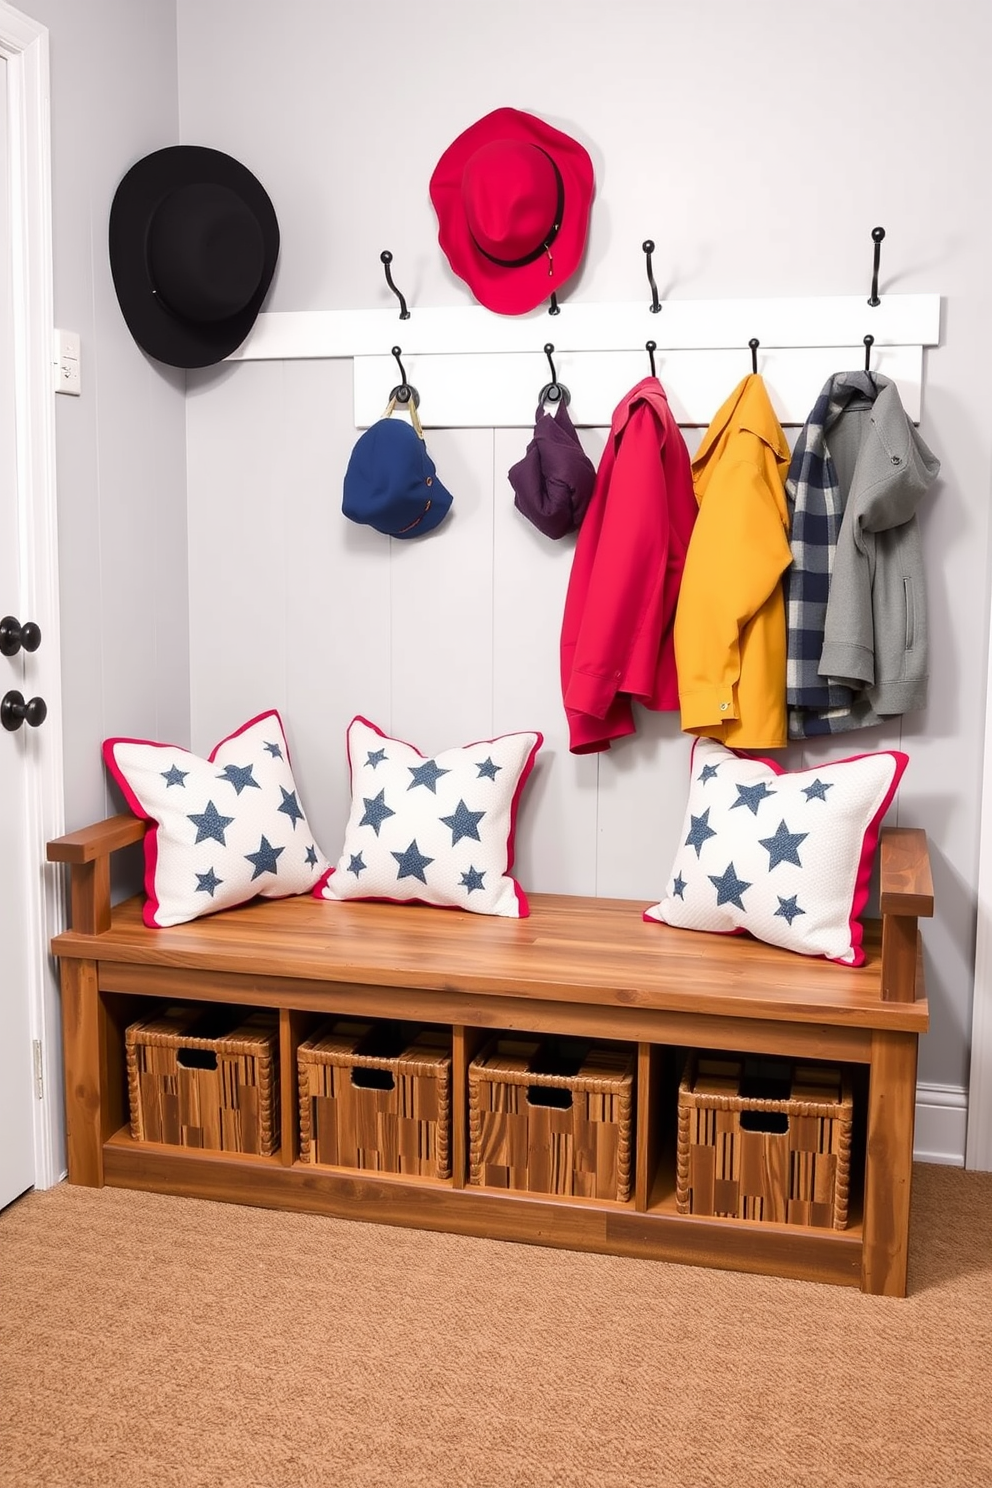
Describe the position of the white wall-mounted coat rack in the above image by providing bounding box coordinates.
[226,294,941,428]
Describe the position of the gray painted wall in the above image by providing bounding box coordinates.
[20,1,992,1116]
[21,0,190,833]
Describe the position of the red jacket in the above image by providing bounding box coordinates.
[560,377,697,753]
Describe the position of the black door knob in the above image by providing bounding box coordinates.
[1,690,47,731]
[0,615,42,657]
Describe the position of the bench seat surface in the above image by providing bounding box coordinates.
[52,889,928,1034]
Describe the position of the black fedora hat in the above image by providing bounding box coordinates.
[109,145,279,369]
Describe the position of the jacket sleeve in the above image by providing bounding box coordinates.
[674,458,792,729]
[561,407,671,748]
[818,506,876,686]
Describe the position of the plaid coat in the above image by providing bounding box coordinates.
[785,371,939,738]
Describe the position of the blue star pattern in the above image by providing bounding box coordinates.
[440,799,485,846]
[709,861,752,910]
[245,835,284,881]
[758,820,808,871]
[774,894,806,925]
[321,719,542,918]
[188,800,235,846]
[731,781,776,816]
[685,808,718,858]
[348,853,366,877]
[360,789,396,836]
[277,786,305,829]
[644,737,907,964]
[103,712,329,927]
[392,839,434,884]
[216,762,260,795]
[195,867,222,897]
[407,758,450,793]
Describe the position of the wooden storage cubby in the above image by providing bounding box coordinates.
[49,816,932,1295]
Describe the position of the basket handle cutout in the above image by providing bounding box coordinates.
[526,1085,573,1110]
[176,1048,218,1071]
[739,1110,789,1135]
[351,1067,395,1091]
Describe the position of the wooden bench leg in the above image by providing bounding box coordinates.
[862,1029,919,1296]
[60,958,110,1187]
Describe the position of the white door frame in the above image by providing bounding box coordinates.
[1,3,64,1189]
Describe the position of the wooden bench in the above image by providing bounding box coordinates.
[48,815,934,1296]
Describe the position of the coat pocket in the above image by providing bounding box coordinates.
[903,577,916,650]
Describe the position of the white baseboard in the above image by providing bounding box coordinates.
[914,1083,967,1166]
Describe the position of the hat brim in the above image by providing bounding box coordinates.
[429,108,594,316]
[109,145,279,369]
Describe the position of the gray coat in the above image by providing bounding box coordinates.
[819,379,940,724]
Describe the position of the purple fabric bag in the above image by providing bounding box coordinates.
[508,402,596,540]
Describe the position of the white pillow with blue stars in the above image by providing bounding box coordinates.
[103,710,330,928]
[645,738,908,964]
[318,716,543,918]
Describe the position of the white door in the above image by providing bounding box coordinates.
[0,48,37,1210]
[0,7,64,1208]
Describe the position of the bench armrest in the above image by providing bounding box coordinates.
[47,813,147,936]
[879,827,934,919]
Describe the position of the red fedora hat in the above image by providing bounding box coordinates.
[429,108,594,316]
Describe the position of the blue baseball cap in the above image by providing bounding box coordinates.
[343,418,453,539]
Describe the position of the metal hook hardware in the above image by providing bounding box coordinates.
[864,334,874,372]
[548,291,560,316]
[538,342,571,409]
[646,340,657,378]
[868,226,885,308]
[643,240,661,314]
[380,251,411,320]
[388,345,419,408]
[749,338,760,374]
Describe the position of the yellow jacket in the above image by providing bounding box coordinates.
[674,374,792,749]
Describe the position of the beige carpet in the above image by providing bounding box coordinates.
[1,1164,991,1488]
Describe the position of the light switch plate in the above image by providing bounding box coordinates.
[54,329,80,395]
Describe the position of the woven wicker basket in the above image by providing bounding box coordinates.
[676,1053,854,1228]
[468,1035,635,1202]
[125,1006,280,1155]
[298,1020,452,1178]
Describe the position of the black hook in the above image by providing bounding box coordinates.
[388,345,419,408]
[643,240,661,314]
[646,340,657,378]
[749,338,760,374]
[548,291,560,316]
[381,250,411,320]
[538,342,570,409]
[868,226,885,308]
[864,334,874,372]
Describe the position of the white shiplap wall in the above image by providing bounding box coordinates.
[186,351,915,906]
[187,357,706,900]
